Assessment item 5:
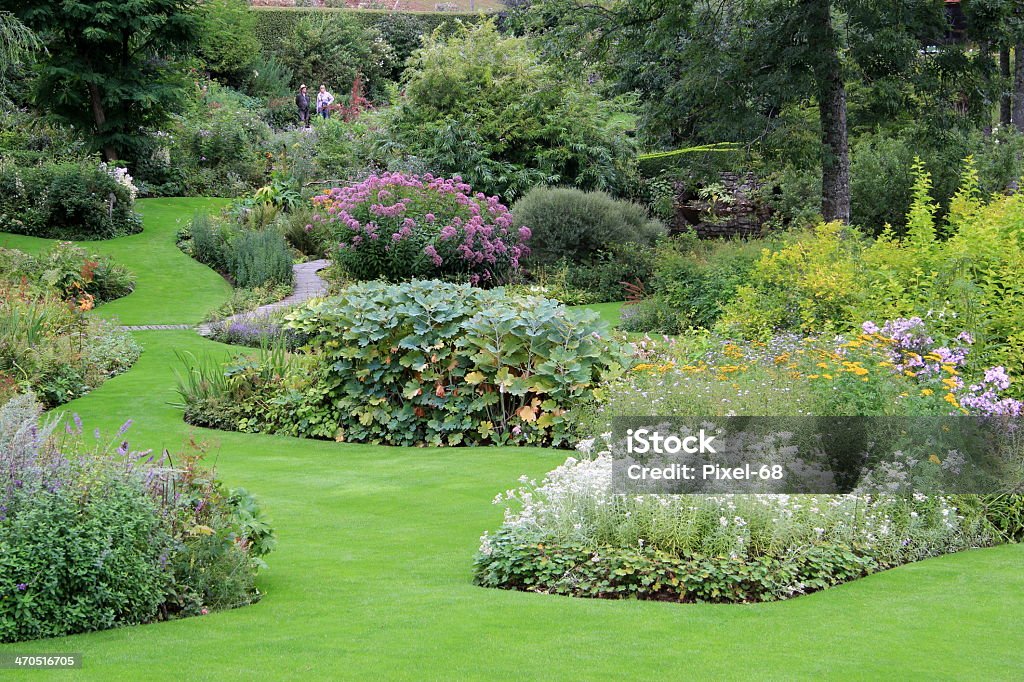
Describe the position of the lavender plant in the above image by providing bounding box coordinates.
[0,394,275,642]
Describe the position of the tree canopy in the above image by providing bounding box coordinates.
[7,0,198,161]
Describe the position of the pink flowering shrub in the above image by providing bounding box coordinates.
[312,172,531,286]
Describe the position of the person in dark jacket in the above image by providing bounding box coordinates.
[296,84,311,128]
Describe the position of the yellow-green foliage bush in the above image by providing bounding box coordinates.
[718,157,1024,387]
[717,221,863,337]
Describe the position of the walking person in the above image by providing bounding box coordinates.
[316,84,334,120]
[296,84,311,128]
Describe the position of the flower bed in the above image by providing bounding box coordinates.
[313,172,530,285]
[474,451,997,603]
[0,285,141,407]
[0,242,135,305]
[177,280,624,447]
[0,395,275,642]
[578,318,1021,428]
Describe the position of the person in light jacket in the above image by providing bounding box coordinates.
[316,84,334,120]
[296,84,311,127]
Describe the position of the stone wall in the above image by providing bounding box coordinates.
[673,172,774,239]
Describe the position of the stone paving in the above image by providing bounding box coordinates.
[195,259,330,336]
[118,260,330,335]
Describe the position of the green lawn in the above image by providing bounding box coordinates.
[0,198,232,325]
[1,199,1022,680]
[578,300,624,328]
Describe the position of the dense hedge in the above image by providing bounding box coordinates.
[251,8,484,58]
[0,161,141,240]
[637,143,744,179]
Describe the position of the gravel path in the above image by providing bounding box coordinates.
[118,259,330,335]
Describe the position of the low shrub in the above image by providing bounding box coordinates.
[477,538,878,603]
[0,288,141,407]
[272,204,331,258]
[228,229,293,289]
[182,212,293,291]
[308,115,390,180]
[137,84,271,198]
[0,474,171,642]
[0,243,134,305]
[0,395,276,642]
[619,296,689,335]
[520,243,658,305]
[850,131,915,235]
[187,212,230,272]
[285,281,623,446]
[178,280,626,447]
[314,173,530,286]
[717,221,863,338]
[650,234,781,332]
[174,340,309,433]
[475,453,995,603]
[512,187,665,267]
[0,160,141,239]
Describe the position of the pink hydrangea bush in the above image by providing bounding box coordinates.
[312,172,530,285]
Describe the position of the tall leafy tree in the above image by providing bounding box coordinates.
[965,0,1024,131]
[529,0,945,223]
[6,0,198,161]
[0,11,39,104]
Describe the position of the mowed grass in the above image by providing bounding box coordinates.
[0,198,232,325]
[0,199,1022,680]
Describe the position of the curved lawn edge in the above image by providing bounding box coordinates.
[0,199,1020,679]
[0,198,233,326]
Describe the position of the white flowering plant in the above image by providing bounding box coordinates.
[475,439,996,603]
[99,162,138,203]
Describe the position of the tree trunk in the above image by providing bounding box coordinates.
[87,81,118,161]
[1000,47,1012,126]
[810,3,850,224]
[1015,43,1024,133]
[819,74,850,223]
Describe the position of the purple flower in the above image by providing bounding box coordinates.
[16,583,27,591]
[984,366,1011,391]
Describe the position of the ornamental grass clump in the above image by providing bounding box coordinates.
[312,172,530,286]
